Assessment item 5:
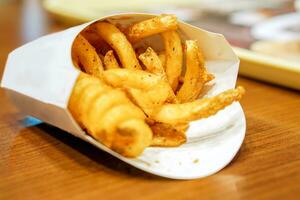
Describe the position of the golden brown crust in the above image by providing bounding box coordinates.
[150,122,187,147]
[161,31,183,91]
[94,22,141,70]
[68,73,152,157]
[126,15,178,42]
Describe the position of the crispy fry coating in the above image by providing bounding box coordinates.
[126,15,178,42]
[150,122,187,146]
[68,73,152,157]
[103,68,174,115]
[103,68,162,90]
[161,31,183,91]
[103,50,120,69]
[138,47,177,103]
[81,28,106,51]
[153,86,245,124]
[94,22,141,69]
[139,47,165,75]
[114,119,152,157]
[176,40,211,103]
[158,51,166,68]
[72,34,103,78]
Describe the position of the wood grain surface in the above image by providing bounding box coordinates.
[0,1,300,200]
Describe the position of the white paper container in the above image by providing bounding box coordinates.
[1,13,245,179]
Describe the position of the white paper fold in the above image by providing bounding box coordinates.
[1,13,245,179]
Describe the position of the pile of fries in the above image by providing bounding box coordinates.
[68,15,245,157]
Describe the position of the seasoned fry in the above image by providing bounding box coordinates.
[81,28,104,51]
[161,31,183,91]
[176,40,208,102]
[153,86,245,124]
[103,69,174,114]
[94,22,141,69]
[72,34,103,78]
[103,50,120,69]
[127,86,171,116]
[103,68,162,90]
[150,122,186,146]
[68,73,152,157]
[139,47,165,75]
[126,15,178,42]
[138,47,177,103]
[114,119,152,157]
[158,51,166,68]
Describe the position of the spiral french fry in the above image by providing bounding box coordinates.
[68,73,152,157]
[103,68,174,115]
[138,47,177,103]
[176,40,213,103]
[126,15,178,42]
[94,22,141,70]
[72,34,103,78]
[161,30,183,91]
[153,86,245,124]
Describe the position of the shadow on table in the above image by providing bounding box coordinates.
[26,122,170,181]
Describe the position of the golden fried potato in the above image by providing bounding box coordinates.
[97,103,145,147]
[103,68,163,90]
[176,40,211,103]
[128,86,171,116]
[150,122,187,147]
[72,34,103,78]
[114,119,152,157]
[94,22,141,69]
[139,47,165,75]
[153,86,245,124]
[158,51,166,68]
[138,47,177,103]
[126,15,178,42]
[68,73,152,157]
[161,30,183,91]
[81,28,104,51]
[103,68,174,115]
[103,50,120,69]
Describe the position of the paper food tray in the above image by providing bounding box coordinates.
[1,13,246,179]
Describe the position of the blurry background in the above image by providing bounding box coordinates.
[42,0,299,49]
[0,0,299,89]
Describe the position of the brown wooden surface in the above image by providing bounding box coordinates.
[0,1,300,200]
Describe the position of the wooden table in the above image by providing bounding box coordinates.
[1,1,299,199]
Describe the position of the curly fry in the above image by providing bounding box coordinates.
[94,22,141,69]
[139,47,165,75]
[158,51,166,68]
[138,47,177,103]
[103,69,174,115]
[103,68,162,90]
[176,40,212,103]
[161,30,183,91]
[68,73,152,157]
[72,34,103,78]
[153,86,245,124]
[126,15,178,42]
[150,122,187,147]
[114,119,152,156]
[103,50,120,69]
